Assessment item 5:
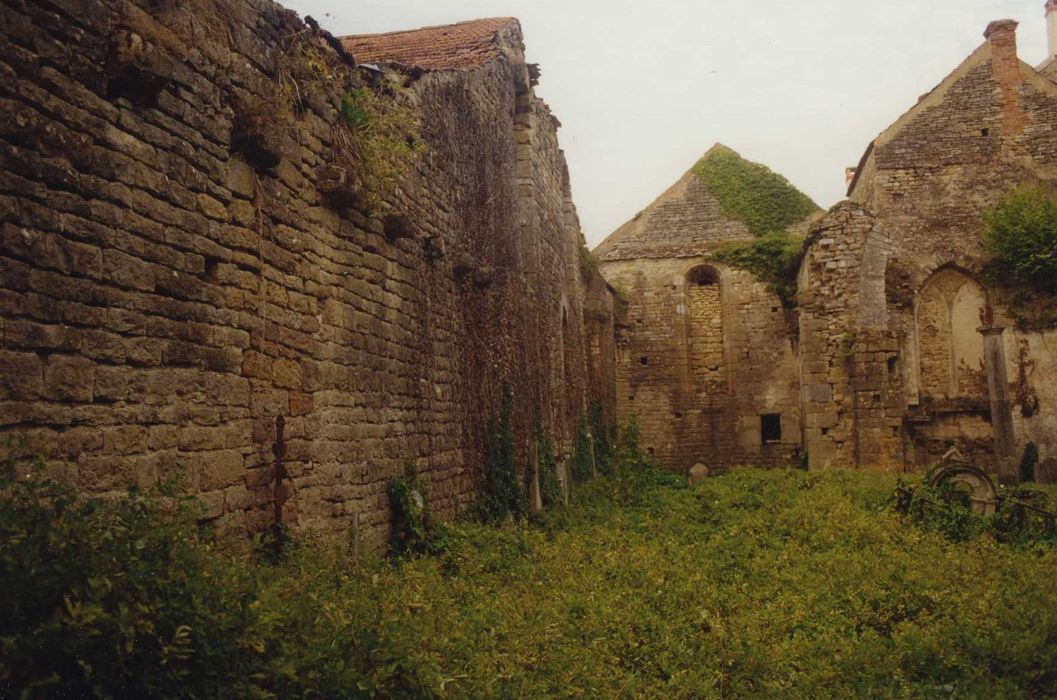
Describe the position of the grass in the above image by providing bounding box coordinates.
[5,463,1057,697]
[267,468,1057,698]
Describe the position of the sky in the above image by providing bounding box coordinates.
[281,0,1053,247]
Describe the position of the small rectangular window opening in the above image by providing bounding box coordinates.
[761,413,782,444]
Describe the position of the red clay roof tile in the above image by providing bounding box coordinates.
[340,18,517,71]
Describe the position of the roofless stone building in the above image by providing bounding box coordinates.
[596,145,820,473]
[600,16,1057,480]
[3,0,1057,546]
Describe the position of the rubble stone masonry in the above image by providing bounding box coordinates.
[0,0,615,544]
[807,21,1057,472]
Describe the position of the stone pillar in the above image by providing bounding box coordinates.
[980,326,1016,481]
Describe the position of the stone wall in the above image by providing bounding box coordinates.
[602,256,801,474]
[804,21,1057,472]
[0,0,615,545]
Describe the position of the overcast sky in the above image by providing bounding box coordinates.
[282,0,1052,246]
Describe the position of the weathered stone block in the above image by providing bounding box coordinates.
[199,450,246,491]
[0,351,43,399]
[44,356,95,402]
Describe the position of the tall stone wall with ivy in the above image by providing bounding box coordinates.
[0,0,616,544]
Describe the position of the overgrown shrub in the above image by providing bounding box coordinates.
[0,455,257,698]
[5,447,1057,697]
[1020,442,1040,483]
[712,231,805,306]
[895,472,1057,546]
[984,185,1057,291]
[387,462,447,558]
[476,384,527,523]
[894,479,982,542]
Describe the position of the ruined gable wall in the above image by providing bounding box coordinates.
[810,38,1057,470]
[798,204,905,471]
[601,256,800,474]
[0,0,614,545]
[596,173,752,262]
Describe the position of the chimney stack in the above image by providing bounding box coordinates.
[1047,0,1057,57]
[984,19,1019,67]
[984,19,1029,139]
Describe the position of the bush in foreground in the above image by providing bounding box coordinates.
[4,449,1057,698]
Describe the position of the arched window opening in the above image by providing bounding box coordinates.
[685,265,726,392]
[915,268,988,401]
[687,266,720,287]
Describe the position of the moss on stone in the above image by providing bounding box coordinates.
[693,145,818,237]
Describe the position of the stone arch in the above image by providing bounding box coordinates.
[858,224,892,330]
[913,266,988,401]
[683,264,727,394]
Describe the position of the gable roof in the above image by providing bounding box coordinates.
[340,18,518,71]
[594,144,819,262]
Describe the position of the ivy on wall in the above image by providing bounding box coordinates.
[693,146,817,306]
[712,232,805,307]
[693,146,818,238]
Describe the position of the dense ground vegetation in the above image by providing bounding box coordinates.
[4,449,1057,698]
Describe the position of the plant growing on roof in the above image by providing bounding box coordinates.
[334,73,425,214]
[693,147,817,306]
[693,146,818,238]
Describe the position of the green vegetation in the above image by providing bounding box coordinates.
[475,384,527,523]
[588,403,616,475]
[693,147,817,306]
[693,146,818,238]
[1020,442,1041,484]
[336,79,424,214]
[5,440,1057,697]
[896,470,1057,546]
[570,420,594,482]
[387,462,448,558]
[535,427,563,508]
[984,185,1057,290]
[983,185,1057,329]
[712,230,805,306]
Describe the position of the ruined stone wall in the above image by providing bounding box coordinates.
[805,25,1057,471]
[602,256,800,474]
[0,0,615,545]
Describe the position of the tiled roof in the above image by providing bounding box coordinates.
[340,18,518,71]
